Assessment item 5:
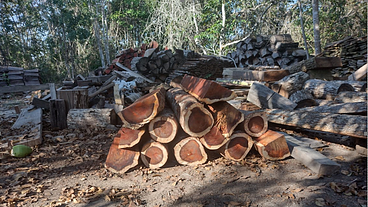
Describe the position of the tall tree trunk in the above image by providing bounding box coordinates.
[312,0,321,55]
[93,20,106,68]
[298,0,310,59]
[101,0,110,65]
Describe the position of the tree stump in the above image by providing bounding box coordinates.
[220,131,253,161]
[118,87,166,129]
[166,87,214,137]
[148,108,179,143]
[254,130,290,160]
[174,137,207,166]
[141,141,168,169]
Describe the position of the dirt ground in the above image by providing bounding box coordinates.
[0,94,367,207]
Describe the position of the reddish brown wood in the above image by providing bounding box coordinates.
[105,137,140,174]
[199,126,228,150]
[238,110,268,137]
[174,137,207,166]
[141,141,168,169]
[148,108,179,143]
[114,127,146,149]
[166,87,214,137]
[118,87,166,129]
[220,131,253,161]
[180,74,236,104]
[254,130,290,160]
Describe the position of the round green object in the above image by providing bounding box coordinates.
[11,145,33,158]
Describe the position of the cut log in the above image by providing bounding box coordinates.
[114,127,146,149]
[166,87,214,137]
[67,108,120,128]
[180,74,236,104]
[148,108,179,143]
[254,130,290,160]
[104,138,140,174]
[264,109,367,139]
[296,102,367,115]
[270,34,293,45]
[219,132,253,161]
[271,71,310,98]
[289,90,317,108]
[334,91,367,103]
[286,57,342,74]
[199,126,228,150]
[247,82,297,110]
[222,68,290,82]
[283,132,340,176]
[174,137,207,166]
[131,57,149,74]
[118,87,166,130]
[141,141,168,169]
[348,64,367,81]
[238,110,268,137]
[207,101,244,138]
[49,99,67,130]
[303,79,355,100]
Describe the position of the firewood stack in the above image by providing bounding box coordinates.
[0,66,41,86]
[226,34,308,69]
[320,36,367,78]
[105,75,290,174]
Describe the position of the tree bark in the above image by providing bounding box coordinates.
[296,102,366,115]
[237,110,268,138]
[148,108,179,143]
[303,79,355,100]
[271,71,310,98]
[334,91,367,103]
[118,87,166,130]
[289,90,317,108]
[219,131,253,161]
[166,87,214,137]
[180,74,236,104]
[312,0,321,55]
[141,141,168,169]
[254,130,290,160]
[286,57,342,74]
[264,109,367,139]
[104,137,140,174]
[348,64,367,81]
[174,137,207,166]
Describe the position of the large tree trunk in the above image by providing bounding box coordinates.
[303,79,355,100]
[237,110,268,138]
[180,74,236,104]
[265,109,367,139]
[219,131,253,161]
[118,87,166,129]
[166,87,214,137]
[104,137,140,174]
[312,0,321,55]
[148,108,179,143]
[254,130,290,160]
[174,137,207,166]
[140,141,168,169]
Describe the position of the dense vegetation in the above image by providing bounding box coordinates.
[0,0,366,83]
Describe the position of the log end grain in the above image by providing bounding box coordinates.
[255,130,290,160]
[141,141,168,169]
[221,132,253,161]
[185,105,214,137]
[116,127,146,149]
[174,137,207,166]
[200,126,228,150]
[149,115,178,143]
[240,111,268,138]
[105,138,140,174]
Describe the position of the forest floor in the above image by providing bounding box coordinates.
[0,94,367,207]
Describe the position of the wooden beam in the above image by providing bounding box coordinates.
[115,62,155,83]
[348,64,367,81]
[0,84,49,94]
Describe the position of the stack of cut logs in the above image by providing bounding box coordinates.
[226,34,308,69]
[320,36,367,77]
[105,74,290,174]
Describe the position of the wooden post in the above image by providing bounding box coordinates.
[148,108,179,143]
[49,83,57,99]
[49,99,67,130]
[219,131,254,161]
[254,130,290,160]
[141,141,169,169]
[174,137,207,166]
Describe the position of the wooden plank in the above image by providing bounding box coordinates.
[264,109,367,139]
[114,84,123,105]
[283,133,340,176]
[286,57,342,74]
[11,107,42,129]
[0,84,49,94]
[89,82,115,98]
[247,82,297,110]
[348,64,367,81]
[49,99,67,130]
[32,98,50,109]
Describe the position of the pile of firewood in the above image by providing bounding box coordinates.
[0,66,41,86]
[226,34,308,69]
[321,36,367,77]
[105,75,291,174]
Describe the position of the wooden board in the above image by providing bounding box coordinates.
[0,84,49,94]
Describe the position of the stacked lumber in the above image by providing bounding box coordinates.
[0,66,41,86]
[226,34,308,69]
[321,36,367,78]
[105,75,291,174]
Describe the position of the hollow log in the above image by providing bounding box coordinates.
[264,109,367,139]
[334,91,367,103]
[199,126,228,150]
[219,131,253,161]
[166,87,214,137]
[115,127,146,149]
[254,130,290,160]
[271,71,310,98]
[303,79,355,100]
[148,108,179,143]
[180,74,236,104]
[174,137,207,166]
[237,110,268,138]
[141,141,168,169]
[118,87,166,129]
[289,90,317,108]
[105,137,140,174]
